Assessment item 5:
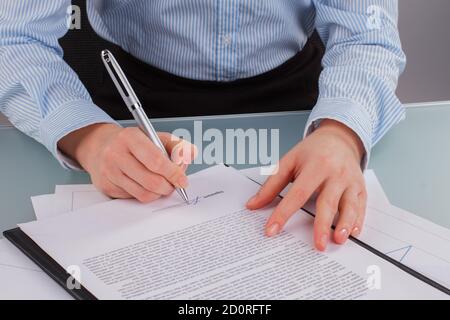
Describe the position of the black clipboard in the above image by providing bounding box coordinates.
[3,165,450,299]
[3,227,97,300]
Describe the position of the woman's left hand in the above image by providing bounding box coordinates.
[246,119,367,251]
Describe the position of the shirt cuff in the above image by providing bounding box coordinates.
[304,98,373,170]
[39,99,118,170]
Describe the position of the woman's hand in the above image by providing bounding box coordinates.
[246,119,367,251]
[58,123,197,203]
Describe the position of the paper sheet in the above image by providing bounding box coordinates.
[19,165,449,299]
[0,239,72,300]
[32,189,110,220]
[241,167,450,289]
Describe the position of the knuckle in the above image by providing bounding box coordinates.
[138,191,158,203]
[135,189,150,202]
[359,187,368,202]
[167,165,182,181]
[155,177,172,194]
[335,166,348,179]
[145,176,168,194]
[317,153,333,168]
[322,196,339,211]
[346,198,360,212]
[152,154,165,172]
[98,162,111,177]
[344,199,360,216]
[277,164,292,181]
[101,146,120,165]
[101,144,114,159]
[101,184,116,197]
[141,174,156,190]
[294,187,309,204]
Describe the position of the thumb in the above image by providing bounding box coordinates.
[158,132,198,165]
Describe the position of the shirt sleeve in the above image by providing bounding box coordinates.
[307,0,407,167]
[0,0,117,169]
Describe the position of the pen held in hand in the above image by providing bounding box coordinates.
[100,49,189,203]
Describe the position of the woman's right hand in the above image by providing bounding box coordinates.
[58,123,197,202]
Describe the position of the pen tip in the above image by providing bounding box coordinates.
[178,188,189,204]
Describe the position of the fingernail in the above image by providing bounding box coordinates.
[171,144,184,165]
[178,175,189,188]
[352,227,360,237]
[320,234,328,250]
[266,223,280,237]
[339,228,349,239]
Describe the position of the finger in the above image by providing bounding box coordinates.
[314,180,346,251]
[99,179,132,199]
[159,132,198,165]
[351,187,367,237]
[334,188,360,244]
[117,152,174,196]
[264,163,327,237]
[108,168,161,203]
[125,130,188,188]
[246,157,294,210]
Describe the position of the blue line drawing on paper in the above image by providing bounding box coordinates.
[385,245,413,262]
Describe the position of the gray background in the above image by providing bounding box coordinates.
[397,0,450,103]
[0,0,449,125]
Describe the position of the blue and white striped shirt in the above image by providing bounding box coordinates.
[0,0,405,168]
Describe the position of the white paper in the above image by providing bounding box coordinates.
[240,167,450,289]
[357,204,450,288]
[20,165,448,299]
[0,239,72,300]
[32,190,110,220]
[31,194,73,220]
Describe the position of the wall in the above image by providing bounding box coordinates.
[396,0,450,103]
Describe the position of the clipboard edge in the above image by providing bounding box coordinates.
[3,227,97,300]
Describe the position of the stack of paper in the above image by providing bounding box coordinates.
[1,166,449,299]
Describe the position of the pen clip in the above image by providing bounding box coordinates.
[101,50,141,111]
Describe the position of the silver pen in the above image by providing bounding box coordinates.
[101,49,189,203]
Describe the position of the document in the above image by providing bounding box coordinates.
[19,165,448,299]
[241,167,450,289]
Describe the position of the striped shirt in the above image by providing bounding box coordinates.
[0,0,406,168]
